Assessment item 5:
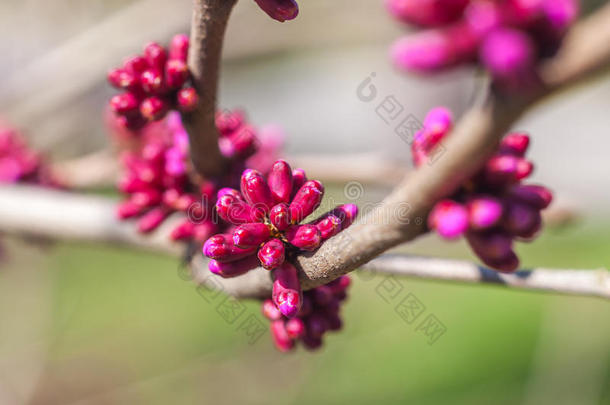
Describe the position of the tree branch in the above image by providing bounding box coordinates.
[182,0,238,178]
[0,185,608,300]
[294,3,610,289]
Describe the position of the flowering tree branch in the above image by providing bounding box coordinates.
[181,0,238,178]
[294,3,610,289]
[0,185,608,300]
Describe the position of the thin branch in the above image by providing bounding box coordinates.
[182,0,238,178]
[294,3,610,290]
[0,185,608,300]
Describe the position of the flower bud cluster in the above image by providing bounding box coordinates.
[387,0,579,88]
[116,110,282,241]
[414,107,552,272]
[262,271,351,352]
[0,123,60,187]
[107,34,197,131]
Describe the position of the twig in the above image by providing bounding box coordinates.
[0,185,608,300]
[181,0,238,178]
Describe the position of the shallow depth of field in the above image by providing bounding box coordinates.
[1,0,610,404]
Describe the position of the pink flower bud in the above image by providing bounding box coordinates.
[499,132,530,156]
[107,68,138,90]
[331,204,359,229]
[428,200,469,239]
[177,87,198,113]
[467,231,513,261]
[140,97,169,121]
[137,207,168,233]
[311,285,333,306]
[203,233,257,262]
[385,0,469,27]
[270,320,295,352]
[169,220,195,241]
[424,106,453,134]
[123,55,148,75]
[285,224,322,250]
[480,28,535,82]
[327,275,351,294]
[467,196,503,230]
[301,334,323,351]
[262,299,282,321]
[503,202,541,238]
[291,169,307,192]
[233,223,271,249]
[209,256,259,278]
[193,222,217,242]
[483,155,533,185]
[272,263,302,318]
[269,203,291,231]
[131,189,162,207]
[109,93,140,115]
[220,125,258,158]
[507,184,553,209]
[115,114,147,131]
[215,110,244,136]
[216,194,263,224]
[143,42,167,71]
[289,180,324,223]
[240,169,274,213]
[542,0,578,33]
[256,238,283,270]
[254,0,299,22]
[118,174,147,193]
[165,60,189,89]
[297,295,313,317]
[140,69,165,94]
[116,200,146,219]
[285,318,306,339]
[315,214,341,240]
[306,313,329,338]
[325,312,343,331]
[268,159,293,204]
[169,34,189,62]
[464,1,503,37]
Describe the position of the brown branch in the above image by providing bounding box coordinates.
[0,185,608,300]
[181,0,238,178]
[294,3,610,289]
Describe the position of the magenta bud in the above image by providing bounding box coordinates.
[327,275,351,294]
[289,180,324,223]
[391,32,451,72]
[285,224,321,251]
[258,238,285,270]
[507,184,553,209]
[464,1,502,37]
[221,125,258,158]
[480,28,535,81]
[325,312,343,331]
[115,114,147,131]
[123,55,148,75]
[270,320,295,352]
[268,160,293,204]
[233,223,271,249]
[169,221,195,241]
[169,34,189,62]
[291,169,307,196]
[109,93,139,115]
[209,256,259,278]
[484,155,533,185]
[428,200,469,239]
[107,68,137,90]
[203,233,257,262]
[116,200,146,219]
[177,87,198,113]
[215,110,244,136]
[240,169,274,213]
[137,207,168,233]
[143,42,167,71]
[131,189,162,207]
[253,0,299,22]
[306,313,329,338]
[262,299,282,321]
[331,203,359,229]
[285,318,306,339]
[384,0,468,27]
[486,250,520,273]
[467,196,503,230]
[503,202,542,238]
[297,295,313,317]
[301,334,323,351]
[165,59,189,89]
[424,106,453,134]
[193,222,217,242]
[499,132,530,156]
[315,214,341,240]
[269,203,291,231]
[467,231,513,261]
[140,97,169,121]
[311,285,333,306]
[217,187,242,200]
[216,194,263,225]
[140,69,165,94]
[272,263,302,318]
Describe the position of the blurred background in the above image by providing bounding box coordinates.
[1,0,609,404]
